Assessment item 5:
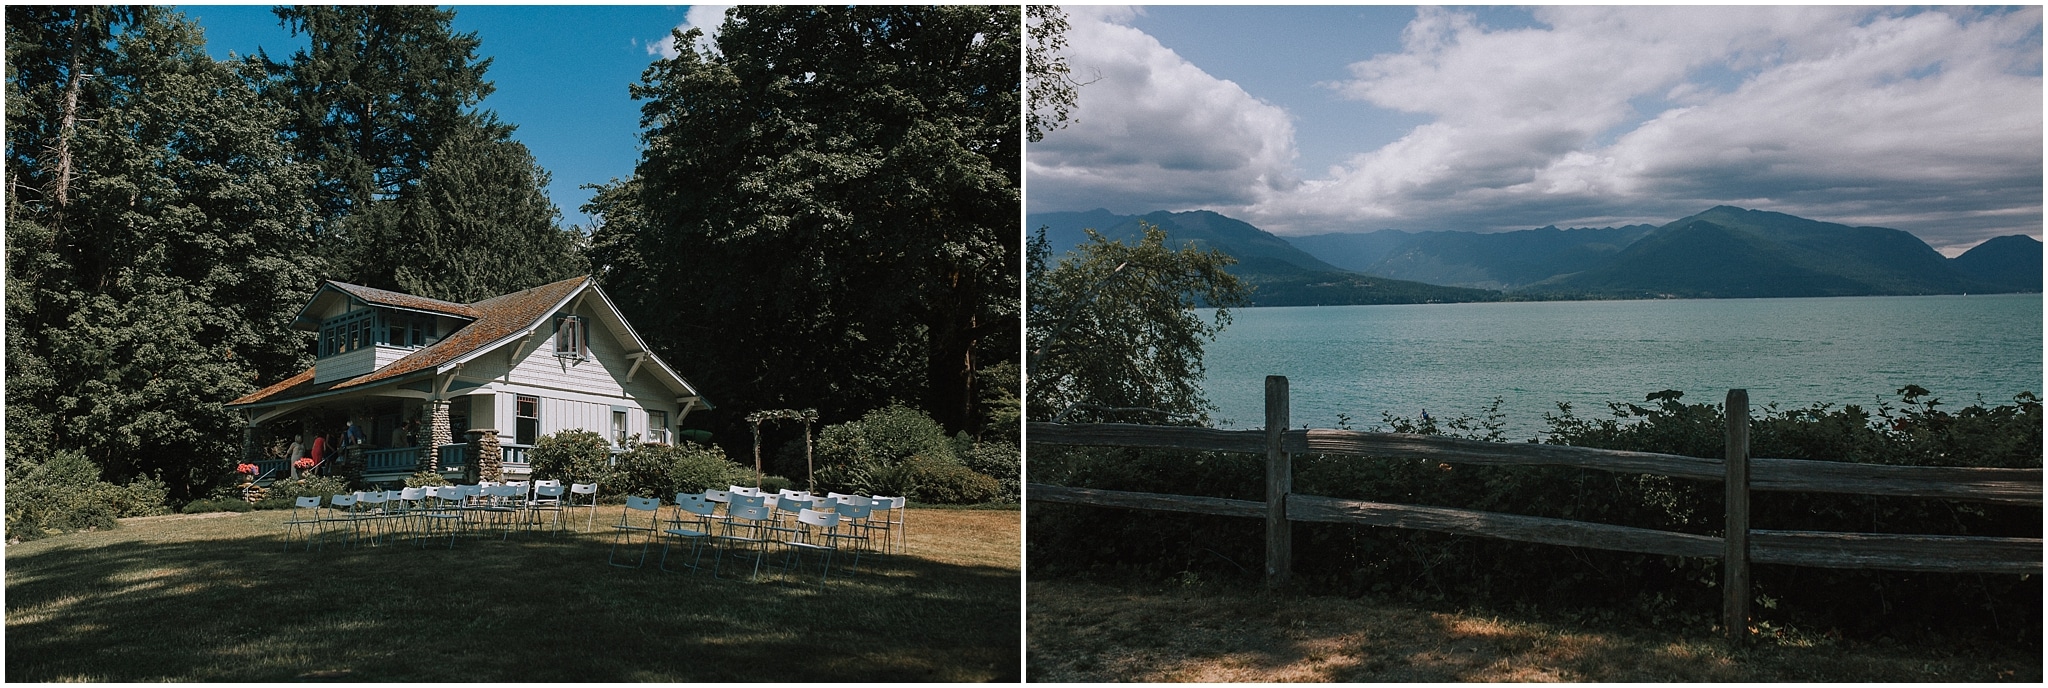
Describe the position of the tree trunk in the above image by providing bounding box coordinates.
[51,10,91,213]
[925,266,977,434]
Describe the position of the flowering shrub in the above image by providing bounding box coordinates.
[236,463,258,475]
[293,457,316,470]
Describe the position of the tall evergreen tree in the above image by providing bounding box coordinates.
[386,127,585,302]
[268,5,497,219]
[5,7,321,498]
[267,5,578,299]
[591,6,1019,433]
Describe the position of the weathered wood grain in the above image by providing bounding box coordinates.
[1751,530,2042,574]
[1099,425,2041,505]
[1285,493,1726,559]
[1027,485,2040,574]
[1750,459,2040,505]
[1027,422,1267,454]
[1025,483,1264,519]
[1724,390,1751,645]
[1295,429,1727,480]
[1265,375,1292,588]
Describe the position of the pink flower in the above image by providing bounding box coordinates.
[294,457,316,470]
[236,463,258,475]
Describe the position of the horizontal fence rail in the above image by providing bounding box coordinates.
[1029,376,2042,644]
[1030,483,2042,575]
[1031,424,2041,506]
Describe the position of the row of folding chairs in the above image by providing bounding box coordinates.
[281,480,606,550]
[704,487,910,554]
[607,488,906,588]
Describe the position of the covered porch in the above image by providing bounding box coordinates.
[237,376,511,486]
[250,442,536,485]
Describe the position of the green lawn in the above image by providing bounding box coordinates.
[7,506,1020,681]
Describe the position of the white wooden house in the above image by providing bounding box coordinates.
[228,276,709,483]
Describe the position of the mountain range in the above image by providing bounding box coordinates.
[1028,209,1500,307]
[1028,206,2042,305]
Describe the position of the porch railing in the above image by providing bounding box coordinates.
[435,443,532,470]
[254,442,536,480]
[439,443,468,468]
[362,446,422,473]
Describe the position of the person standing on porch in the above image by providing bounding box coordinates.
[310,432,329,476]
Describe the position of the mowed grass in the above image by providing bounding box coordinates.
[1028,578,2039,682]
[7,506,1020,682]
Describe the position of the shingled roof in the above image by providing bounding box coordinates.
[326,281,482,319]
[230,276,591,407]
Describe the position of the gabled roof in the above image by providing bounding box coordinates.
[231,276,703,409]
[290,280,481,331]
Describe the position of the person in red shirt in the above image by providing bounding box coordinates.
[310,432,330,475]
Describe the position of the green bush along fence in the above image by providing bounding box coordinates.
[1027,376,2042,644]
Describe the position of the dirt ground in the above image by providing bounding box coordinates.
[1027,578,2039,682]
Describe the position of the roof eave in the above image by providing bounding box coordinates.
[227,369,434,411]
[436,277,591,375]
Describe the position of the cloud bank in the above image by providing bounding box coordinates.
[1029,6,2042,253]
[1025,7,1300,213]
[648,5,728,59]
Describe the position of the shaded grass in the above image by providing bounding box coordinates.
[7,507,1019,681]
[1028,577,2039,682]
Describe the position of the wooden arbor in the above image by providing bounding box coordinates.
[745,408,818,489]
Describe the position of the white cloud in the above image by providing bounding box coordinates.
[1040,6,2041,251]
[649,5,729,59]
[1026,6,1299,214]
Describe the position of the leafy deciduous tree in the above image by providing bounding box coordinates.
[1027,4,1079,143]
[5,7,321,499]
[1027,223,1252,424]
[592,6,1020,434]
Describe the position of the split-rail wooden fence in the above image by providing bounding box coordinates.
[1027,376,2042,643]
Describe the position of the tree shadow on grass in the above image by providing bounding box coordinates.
[7,510,1019,682]
[1025,577,2040,683]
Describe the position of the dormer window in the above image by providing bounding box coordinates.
[555,315,588,359]
[382,312,436,348]
[318,310,375,357]
[317,309,440,358]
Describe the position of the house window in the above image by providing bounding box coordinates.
[379,313,436,348]
[647,410,669,444]
[317,310,376,357]
[612,409,629,446]
[516,395,539,446]
[555,315,588,359]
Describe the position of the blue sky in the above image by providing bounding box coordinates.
[181,5,716,229]
[1029,6,2045,254]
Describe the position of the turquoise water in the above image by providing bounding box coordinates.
[1199,294,2043,439]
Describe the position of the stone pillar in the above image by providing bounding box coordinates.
[340,445,367,487]
[466,429,502,483]
[423,400,451,473]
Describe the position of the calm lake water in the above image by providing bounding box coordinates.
[1199,293,2043,439]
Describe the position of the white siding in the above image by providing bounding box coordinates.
[372,344,411,370]
[465,389,497,431]
[315,347,376,384]
[439,296,685,447]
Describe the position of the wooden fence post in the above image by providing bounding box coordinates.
[1723,388,1751,645]
[1265,375,1292,588]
